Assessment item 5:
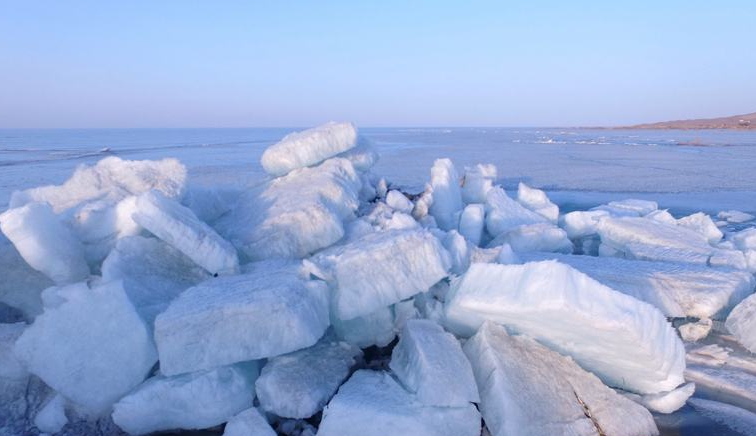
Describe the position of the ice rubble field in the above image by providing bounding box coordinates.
[2,122,756,436]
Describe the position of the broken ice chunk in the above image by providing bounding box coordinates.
[461,163,496,204]
[154,270,329,376]
[317,370,481,436]
[678,318,713,342]
[518,252,754,319]
[0,202,90,284]
[112,362,258,435]
[677,212,723,245]
[645,209,677,226]
[311,229,450,320]
[621,382,695,414]
[463,322,658,436]
[9,156,186,213]
[559,209,610,239]
[445,261,686,394]
[133,190,239,275]
[0,234,53,320]
[726,293,756,354]
[442,230,470,275]
[223,407,276,436]
[717,210,755,224]
[428,158,463,231]
[34,393,68,434]
[593,199,658,217]
[488,222,573,254]
[261,122,358,176]
[331,302,411,348]
[13,280,157,416]
[485,186,547,237]
[389,319,479,407]
[730,228,756,251]
[0,322,27,380]
[458,204,485,246]
[216,158,361,260]
[256,338,362,418]
[336,139,379,172]
[101,236,211,323]
[516,182,558,223]
[385,190,414,214]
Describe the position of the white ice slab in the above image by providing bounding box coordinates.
[559,209,610,239]
[261,122,358,176]
[256,338,362,418]
[0,202,90,284]
[677,212,723,245]
[14,280,157,416]
[458,204,485,246]
[519,252,754,319]
[428,158,463,231]
[485,186,547,237]
[385,190,414,214]
[389,319,479,407]
[133,190,239,275]
[112,362,258,435]
[622,382,694,414]
[489,222,573,254]
[216,158,361,261]
[464,322,658,436]
[516,182,558,223]
[726,292,756,354]
[445,261,686,394]
[461,163,496,204]
[311,229,450,320]
[222,407,276,436]
[154,269,329,376]
[0,234,53,319]
[317,370,481,436]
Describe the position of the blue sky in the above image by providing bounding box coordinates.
[1,1,754,127]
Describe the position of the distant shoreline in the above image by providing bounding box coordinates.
[619,111,755,130]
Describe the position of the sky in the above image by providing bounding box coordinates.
[1,1,755,128]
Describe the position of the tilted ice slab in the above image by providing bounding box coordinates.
[458,204,485,246]
[112,362,258,435]
[222,407,276,436]
[0,234,53,319]
[593,199,658,217]
[559,209,610,239]
[9,156,186,213]
[485,186,547,237]
[444,261,686,394]
[726,293,756,354]
[516,182,558,223]
[677,212,723,245]
[317,370,481,436]
[133,190,239,275]
[621,382,695,414]
[330,300,418,348]
[14,280,157,416]
[464,322,658,436]
[389,319,479,407]
[261,122,358,176]
[310,228,450,320]
[0,202,90,284]
[428,158,463,230]
[519,252,754,319]
[101,236,210,323]
[256,337,362,418]
[488,222,573,254]
[154,269,329,376]
[216,158,361,261]
[597,216,747,268]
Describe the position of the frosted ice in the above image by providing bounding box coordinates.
[133,190,239,275]
[677,212,723,245]
[464,322,658,436]
[645,209,677,226]
[34,394,68,434]
[9,156,187,213]
[216,158,361,261]
[445,261,686,394]
[0,234,53,319]
[13,280,157,416]
[485,186,547,237]
[559,209,610,239]
[68,195,142,266]
[517,182,558,223]
[622,382,695,414]
[336,139,379,172]
[461,163,496,204]
[458,204,485,246]
[428,158,463,230]
[223,407,276,436]
[101,236,210,323]
[311,229,450,320]
[389,319,479,407]
[112,362,258,435]
[442,230,470,275]
[678,318,712,342]
[256,337,362,418]
[518,252,754,319]
[317,370,481,436]
[261,122,358,176]
[489,222,573,254]
[385,190,414,214]
[730,227,756,251]
[0,202,90,284]
[726,292,756,353]
[154,269,329,376]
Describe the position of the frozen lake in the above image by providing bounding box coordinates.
[2,127,756,215]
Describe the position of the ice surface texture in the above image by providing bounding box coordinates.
[464,322,658,436]
[261,122,358,176]
[428,158,464,231]
[726,292,756,353]
[445,261,686,394]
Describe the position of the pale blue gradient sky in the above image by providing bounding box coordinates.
[1,1,754,128]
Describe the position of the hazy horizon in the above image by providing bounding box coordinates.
[2,1,755,129]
